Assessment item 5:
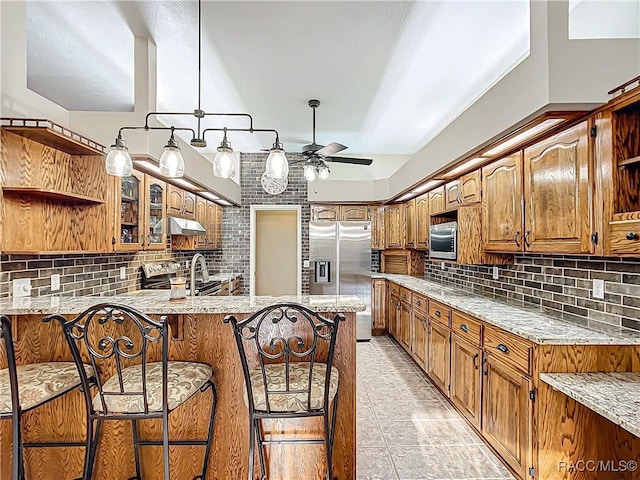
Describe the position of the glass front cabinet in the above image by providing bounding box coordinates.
[114,171,166,251]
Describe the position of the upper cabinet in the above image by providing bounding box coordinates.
[385,204,404,249]
[340,205,370,221]
[415,193,430,250]
[167,184,196,220]
[523,122,592,254]
[459,170,481,205]
[171,197,223,251]
[310,204,340,221]
[371,205,386,250]
[482,153,524,253]
[146,178,167,250]
[428,186,445,215]
[404,199,416,249]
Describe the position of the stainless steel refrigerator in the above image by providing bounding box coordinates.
[309,221,372,341]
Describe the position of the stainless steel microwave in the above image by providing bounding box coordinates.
[430,221,457,260]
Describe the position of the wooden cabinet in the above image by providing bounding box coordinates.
[388,293,401,339]
[415,193,430,250]
[482,153,524,252]
[412,311,428,370]
[340,205,369,221]
[167,184,196,220]
[114,171,146,251]
[524,121,592,254]
[428,186,445,215]
[450,335,482,429]
[371,205,385,250]
[385,204,404,249]
[399,300,412,351]
[404,199,416,248]
[310,204,339,221]
[194,196,209,249]
[459,170,481,205]
[372,279,387,330]
[427,320,450,395]
[444,180,461,210]
[482,355,532,479]
[145,177,167,251]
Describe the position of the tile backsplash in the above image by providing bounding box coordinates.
[425,255,640,330]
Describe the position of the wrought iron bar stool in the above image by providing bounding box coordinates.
[46,303,217,480]
[0,315,96,480]
[224,303,345,480]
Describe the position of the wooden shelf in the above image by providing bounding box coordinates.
[121,221,138,227]
[619,156,640,168]
[121,195,138,203]
[2,187,104,205]
[1,118,105,155]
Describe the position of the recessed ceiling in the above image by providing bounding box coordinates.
[25,0,530,175]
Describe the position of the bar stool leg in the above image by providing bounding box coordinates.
[13,408,23,480]
[328,397,339,480]
[131,420,142,479]
[247,417,256,480]
[196,380,217,480]
[255,418,266,480]
[82,417,102,480]
[162,411,170,480]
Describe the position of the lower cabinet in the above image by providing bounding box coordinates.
[450,335,482,429]
[482,355,532,479]
[399,301,412,351]
[428,320,451,395]
[388,294,400,338]
[372,279,387,330]
[411,312,428,370]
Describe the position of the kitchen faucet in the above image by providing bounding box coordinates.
[190,253,210,297]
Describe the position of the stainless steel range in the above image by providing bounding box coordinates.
[140,261,221,296]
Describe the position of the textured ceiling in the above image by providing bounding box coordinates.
[25,0,530,177]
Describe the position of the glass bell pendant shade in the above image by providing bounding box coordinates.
[213,147,236,178]
[159,145,185,178]
[318,164,330,180]
[304,164,317,182]
[105,141,133,177]
[265,147,289,179]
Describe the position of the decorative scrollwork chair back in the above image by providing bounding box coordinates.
[50,304,168,416]
[225,304,345,415]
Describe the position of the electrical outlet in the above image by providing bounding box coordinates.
[593,279,605,299]
[441,262,445,270]
[12,278,32,297]
[303,260,310,268]
[493,266,499,280]
[120,267,127,280]
[50,296,60,308]
[51,273,61,291]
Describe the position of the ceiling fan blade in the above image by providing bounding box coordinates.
[289,159,308,165]
[314,142,347,157]
[325,156,373,166]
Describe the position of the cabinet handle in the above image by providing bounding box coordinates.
[460,324,469,333]
[140,234,145,247]
[457,191,462,204]
[146,235,151,248]
[524,231,531,247]
[497,343,510,354]
[482,357,488,376]
[626,232,639,241]
[402,294,407,299]
[473,353,479,370]
[416,300,422,306]
[435,310,441,317]
[514,231,521,247]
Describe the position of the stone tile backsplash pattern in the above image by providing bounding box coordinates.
[425,255,640,331]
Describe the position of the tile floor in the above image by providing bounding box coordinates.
[356,336,515,480]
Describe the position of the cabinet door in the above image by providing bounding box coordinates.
[482,153,524,252]
[428,186,445,215]
[145,177,167,250]
[183,190,196,220]
[214,204,223,249]
[372,279,387,330]
[385,205,404,248]
[412,312,428,371]
[404,199,416,248]
[399,301,411,351]
[388,295,400,339]
[450,335,482,429]
[311,204,340,221]
[482,355,532,479]
[445,181,461,210]
[206,201,217,248]
[524,122,592,254]
[340,205,369,221]
[167,184,185,217]
[459,169,481,205]
[375,206,386,249]
[428,320,450,395]
[115,171,145,251]
[194,196,209,249]
[415,193,430,250]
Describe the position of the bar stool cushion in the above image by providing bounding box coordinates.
[246,362,339,413]
[93,361,211,413]
[0,362,94,414]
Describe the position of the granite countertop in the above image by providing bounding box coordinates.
[372,273,640,345]
[541,372,640,438]
[0,294,365,315]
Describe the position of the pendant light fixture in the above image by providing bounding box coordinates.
[105,0,286,181]
[303,159,331,182]
[318,162,330,180]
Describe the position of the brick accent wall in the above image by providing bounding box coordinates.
[425,255,640,331]
[371,251,381,273]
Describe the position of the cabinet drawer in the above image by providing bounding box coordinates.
[483,325,532,374]
[451,310,482,347]
[389,283,401,299]
[429,300,451,326]
[608,220,640,255]
[400,287,412,305]
[413,293,428,315]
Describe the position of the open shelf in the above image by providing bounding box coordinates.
[619,156,640,169]
[1,118,105,156]
[2,187,104,205]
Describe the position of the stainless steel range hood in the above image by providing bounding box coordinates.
[159,217,206,236]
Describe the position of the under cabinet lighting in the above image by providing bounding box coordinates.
[200,191,220,201]
[133,160,163,175]
[411,179,443,195]
[397,193,416,202]
[171,178,200,190]
[483,119,564,157]
[216,199,232,206]
[441,157,487,179]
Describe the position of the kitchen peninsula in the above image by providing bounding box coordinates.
[0,294,365,480]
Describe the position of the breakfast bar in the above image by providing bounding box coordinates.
[0,294,365,480]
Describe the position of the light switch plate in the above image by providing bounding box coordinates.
[13,278,32,297]
[120,267,127,280]
[303,260,310,268]
[441,262,445,270]
[593,279,605,299]
[51,273,61,291]
[50,296,60,308]
[493,266,499,280]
